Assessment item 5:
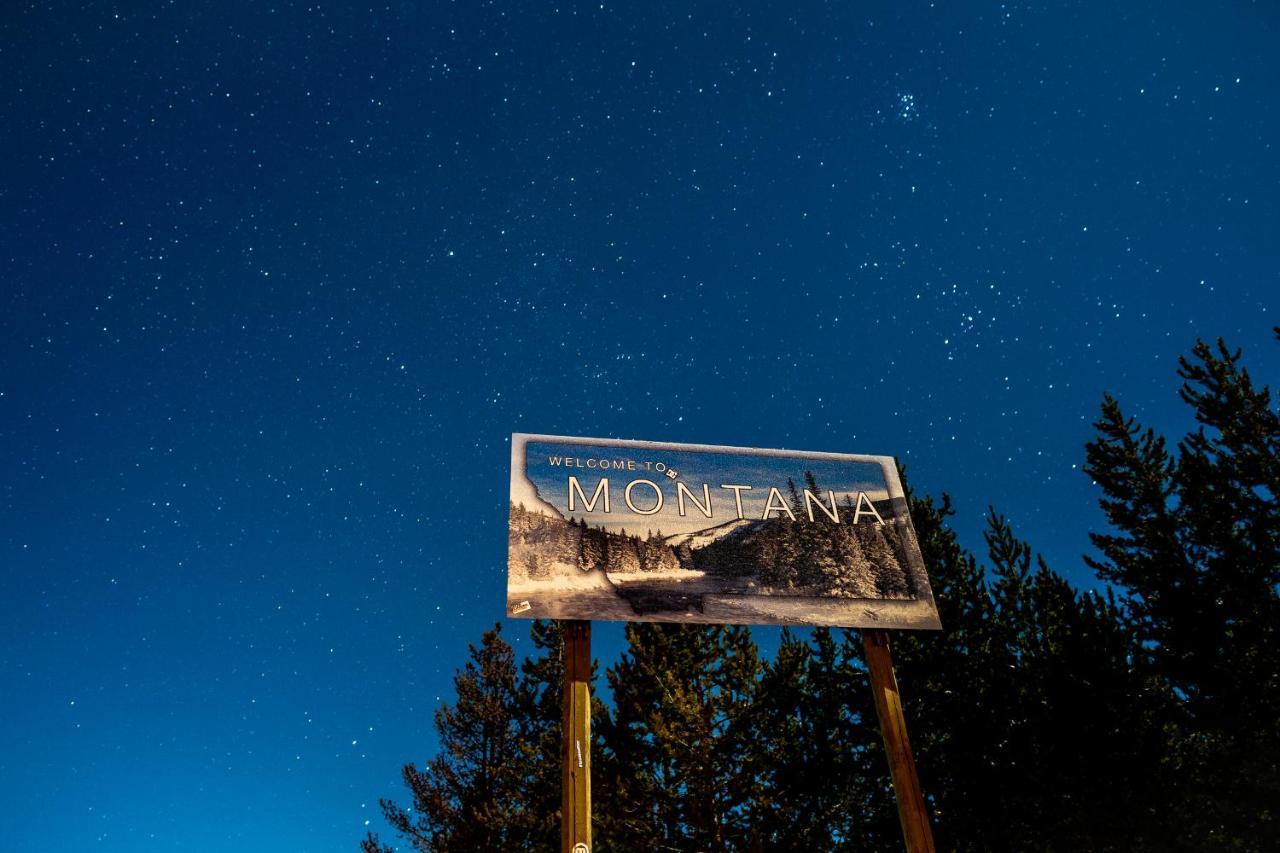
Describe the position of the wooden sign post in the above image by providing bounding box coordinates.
[863,629,935,853]
[561,620,592,853]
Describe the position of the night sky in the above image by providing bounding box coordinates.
[2,2,1277,850]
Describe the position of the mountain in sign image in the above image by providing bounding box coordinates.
[506,495,924,611]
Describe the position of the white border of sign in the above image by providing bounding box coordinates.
[508,433,942,630]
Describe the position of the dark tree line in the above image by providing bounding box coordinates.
[366,333,1279,852]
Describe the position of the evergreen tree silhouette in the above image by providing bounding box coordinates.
[362,625,525,853]
[370,332,1276,852]
[1084,332,1280,844]
[598,622,761,850]
[748,628,884,849]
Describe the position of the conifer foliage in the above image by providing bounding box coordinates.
[367,334,1277,851]
[362,626,527,853]
[596,623,762,850]
[1084,332,1280,843]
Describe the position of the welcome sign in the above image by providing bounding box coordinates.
[508,434,940,629]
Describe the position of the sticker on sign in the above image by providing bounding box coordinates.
[507,434,941,630]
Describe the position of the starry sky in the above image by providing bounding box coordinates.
[1,2,1276,850]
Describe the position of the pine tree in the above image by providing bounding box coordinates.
[793,471,834,587]
[363,625,526,853]
[1173,336,1280,732]
[1085,333,1280,845]
[862,523,910,598]
[757,520,800,589]
[748,628,883,850]
[826,523,878,598]
[787,477,805,517]
[598,623,762,851]
[882,497,1172,851]
[575,518,593,572]
[1084,394,1192,683]
[981,510,1169,849]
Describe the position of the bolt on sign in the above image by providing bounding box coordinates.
[508,434,941,630]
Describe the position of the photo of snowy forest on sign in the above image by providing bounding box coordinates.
[508,471,931,622]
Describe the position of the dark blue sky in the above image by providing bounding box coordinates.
[2,2,1276,850]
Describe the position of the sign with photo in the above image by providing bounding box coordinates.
[508,434,940,629]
